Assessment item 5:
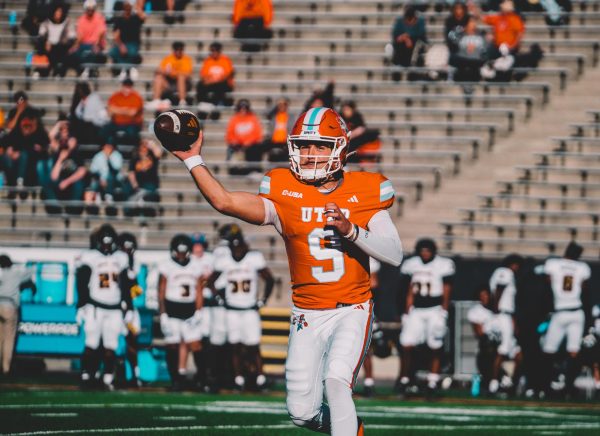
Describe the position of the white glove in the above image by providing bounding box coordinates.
[76,304,92,326]
[124,310,135,325]
[583,327,597,348]
[439,308,449,321]
[190,309,203,326]
[160,313,171,336]
[256,300,265,309]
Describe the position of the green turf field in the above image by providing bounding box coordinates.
[2,388,600,435]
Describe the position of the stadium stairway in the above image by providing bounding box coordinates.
[399,64,600,257]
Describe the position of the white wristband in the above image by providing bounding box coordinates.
[184,155,205,171]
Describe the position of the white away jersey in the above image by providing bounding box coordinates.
[159,258,202,303]
[214,250,267,309]
[543,258,591,310]
[78,250,129,306]
[401,255,455,305]
[467,303,494,328]
[489,267,517,314]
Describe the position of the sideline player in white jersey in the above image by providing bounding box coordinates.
[117,232,144,388]
[488,254,523,395]
[467,285,498,392]
[540,242,591,396]
[186,232,214,390]
[398,238,455,395]
[162,107,402,435]
[76,224,131,390]
[209,232,274,391]
[158,234,205,391]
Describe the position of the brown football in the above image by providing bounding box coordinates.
[153,109,201,152]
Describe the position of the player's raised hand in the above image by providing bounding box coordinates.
[324,202,352,235]
[172,130,204,162]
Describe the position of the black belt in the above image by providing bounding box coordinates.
[90,298,121,310]
[225,304,257,311]
[556,307,582,312]
[336,302,353,308]
[500,311,514,315]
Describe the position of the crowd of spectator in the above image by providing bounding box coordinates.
[390,0,544,84]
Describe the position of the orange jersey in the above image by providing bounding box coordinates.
[159,53,193,78]
[259,168,395,310]
[200,54,234,88]
[233,0,273,27]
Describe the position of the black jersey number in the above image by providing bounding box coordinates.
[412,281,432,296]
[562,275,574,292]
[98,273,118,289]
[181,284,191,297]
[231,280,251,293]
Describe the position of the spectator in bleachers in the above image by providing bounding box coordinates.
[444,2,470,50]
[479,0,524,56]
[102,78,144,145]
[0,255,34,377]
[88,140,126,203]
[27,40,51,79]
[109,0,144,80]
[127,138,162,198]
[149,41,193,109]
[303,80,335,112]
[391,5,428,67]
[225,99,263,164]
[1,107,49,190]
[448,17,491,82]
[196,42,235,108]
[232,0,273,51]
[67,0,107,78]
[264,97,292,162]
[340,100,381,163]
[38,2,75,78]
[69,82,109,145]
[41,120,87,213]
[5,91,43,133]
[21,0,53,37]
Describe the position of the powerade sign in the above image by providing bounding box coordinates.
[16,304,84,355]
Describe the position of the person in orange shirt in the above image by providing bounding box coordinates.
[264,97,292,162]
[481,0,525,53]
[159,107,402,436]
[196,42,235,107]
[232,0,273,51]
[101,78,144,144]
[225,99,263,162]
[150,41,193,108]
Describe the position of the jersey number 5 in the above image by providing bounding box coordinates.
[308,228,345,283]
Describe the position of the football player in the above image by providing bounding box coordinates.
[159,234,206,391]
[117,231,144,388]
[540,242,591,397]
[165,107,402,435]
[398,238,455,396]
[467,285,498,394]
[487,254,523,395]
[76,224,131,390]
[208,233,274,390]
[187,232,214,390]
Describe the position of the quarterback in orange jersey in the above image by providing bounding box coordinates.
[167,107,403,436]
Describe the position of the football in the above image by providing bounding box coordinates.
[153,109,201,152]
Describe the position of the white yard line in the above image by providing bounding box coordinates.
[29,413,78,418]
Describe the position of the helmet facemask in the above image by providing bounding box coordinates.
[288,137,347,184]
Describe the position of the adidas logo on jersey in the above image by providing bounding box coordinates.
[347,195,359,203]
[282,189,303,199]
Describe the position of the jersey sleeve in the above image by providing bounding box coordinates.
[157,260,169,277]
[467,304,487,325]
[581,263,592,281]
[400,257,414,276]
[490,268,512,288]
[378,175,395,210]
[441,258,456,278]
[251,251,267,271]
